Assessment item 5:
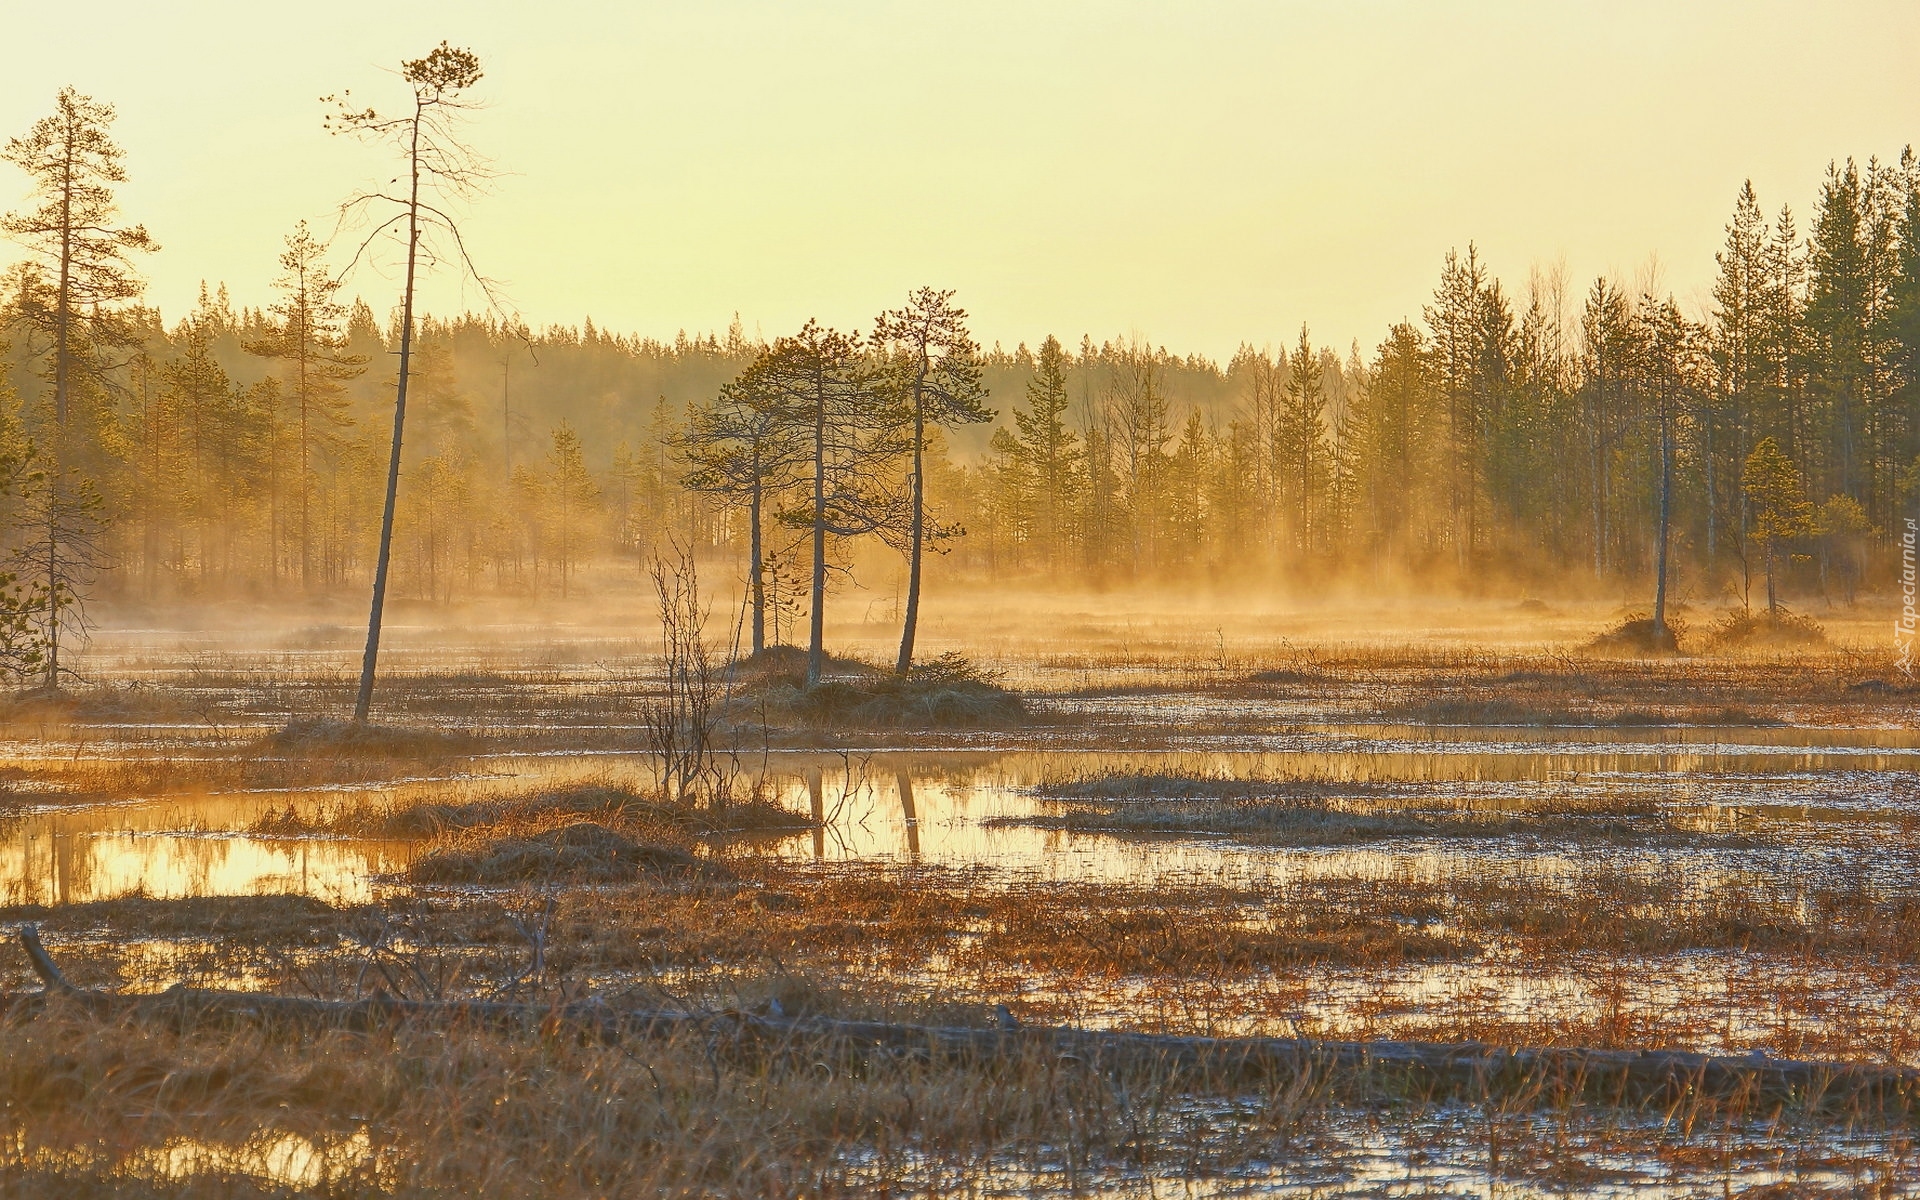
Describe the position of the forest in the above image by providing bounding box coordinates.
[4,84,1920,677]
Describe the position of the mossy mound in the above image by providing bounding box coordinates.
[407,821,716,885]
[1588,614,1682,654]
[731,649,1026,729]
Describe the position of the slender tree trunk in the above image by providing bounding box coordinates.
[352,110,424,725]
[806,380,827,689]
[896,368,927,675]
[748,475,765,655]
[43,478,59,690]
[1704,412,1716,569]
[1765,542,1778,615]
[1652,415,1674,646]
[47,140,74,689]
[299,309,311,591]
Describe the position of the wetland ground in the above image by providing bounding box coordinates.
[1,593,1917,1196]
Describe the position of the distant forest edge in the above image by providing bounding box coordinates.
[4,86,1920,630]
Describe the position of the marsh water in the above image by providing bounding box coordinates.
[6,719,1920,906]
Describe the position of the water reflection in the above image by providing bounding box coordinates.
[2,736,1917,904]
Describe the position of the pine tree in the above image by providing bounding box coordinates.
[1425,246,1491,561]
[760,322,907,688]
[1579,277,1639,575]
[4,88,154,680]
[328,41,489,724]
[1806,161,1873,506]
[1107,339,1172,569]
[873,288,991,673]
[2,88,156,437]
[1362,323,1431,560]
[681,355,807,653]
[1742,436,1811,615]
[1889,159,1920,506]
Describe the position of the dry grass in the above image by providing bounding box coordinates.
[9,1000,1911,1198]
[6,619,1920,1194]
[1709,608,1831,650]
[250,780,811,841]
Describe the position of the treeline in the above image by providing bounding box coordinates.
[4,83,1919,653]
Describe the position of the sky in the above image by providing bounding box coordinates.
[4,1,1919,362]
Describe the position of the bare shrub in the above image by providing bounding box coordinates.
[642,545,734,811]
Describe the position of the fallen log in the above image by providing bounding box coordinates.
[9,925,1916,1116]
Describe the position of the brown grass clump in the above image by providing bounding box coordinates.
[406,820,717,885]
[252,780,812,841]
[1588,613,1683,654]
[732,649,1027,729]
[1706,608,1829,650]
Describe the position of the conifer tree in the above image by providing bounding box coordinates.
[1709,182,1772,566]
[4,88,154,684]
[2,88,156,436]
[1742,436,1811,615]
[760,322,907,688]
[682,354,806,654]
[1806,160,1872,506]
[327,42,488,724]
[873,288,990,674]
[1426,246,1491,561]
[990,335,1084,568]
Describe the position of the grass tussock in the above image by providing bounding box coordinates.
[1587,613,1683,655]
[253,780,809,887]
[251,780,812,841]
[733,648,1027,729]
[406,819,718,886]
[1707,607,1829,650]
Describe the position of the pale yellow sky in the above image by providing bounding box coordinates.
[6,2,1919,360]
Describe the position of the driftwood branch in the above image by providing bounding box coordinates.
[19,925,73,992]
[8,927,1915,1114]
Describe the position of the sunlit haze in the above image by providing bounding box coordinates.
[9,1,1920,355]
